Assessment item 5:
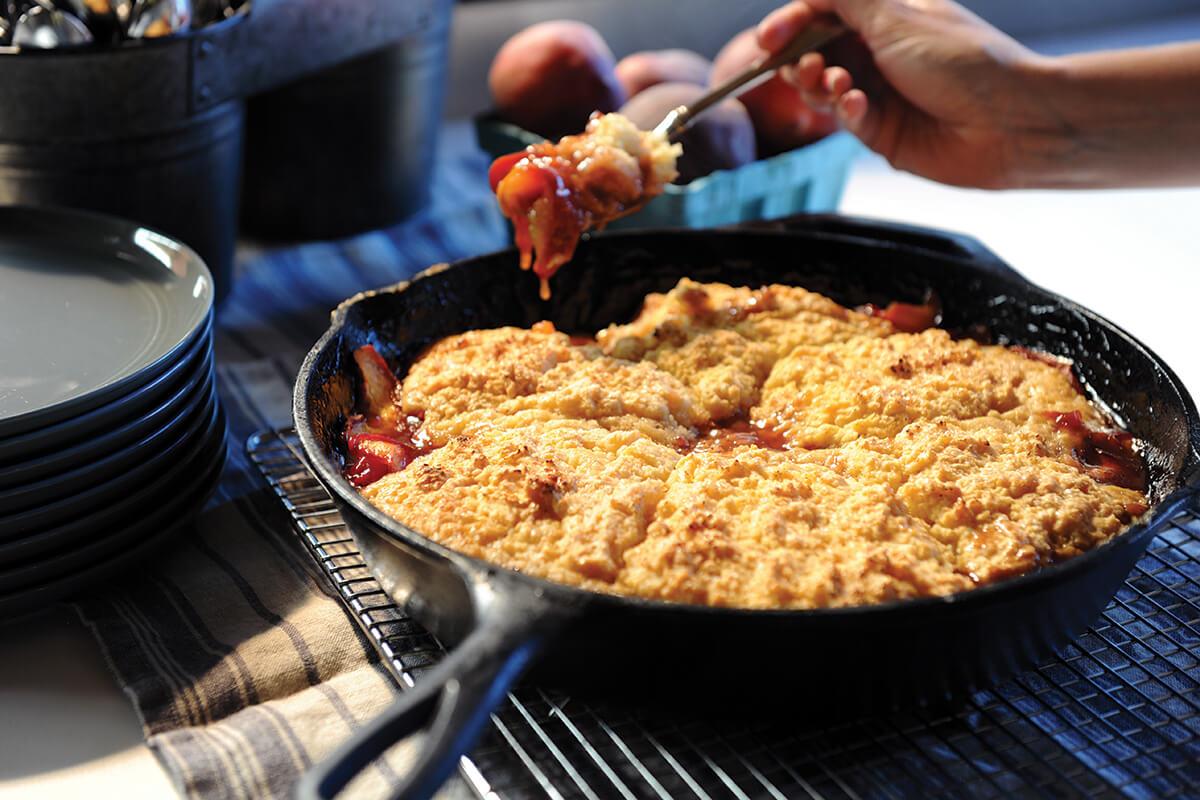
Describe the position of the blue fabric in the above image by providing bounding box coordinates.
[219,121,507,352]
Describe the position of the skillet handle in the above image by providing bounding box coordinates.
[737,213,1026,283]
[294,580,569,800]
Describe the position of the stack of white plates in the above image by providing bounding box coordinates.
[0,207,226,614]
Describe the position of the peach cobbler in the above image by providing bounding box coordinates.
[343,280,1147,609]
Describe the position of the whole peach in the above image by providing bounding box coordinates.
[615,49,711,98]
[489,21,627,138]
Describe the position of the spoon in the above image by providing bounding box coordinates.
[654,20,847,143]
[11,3,93,47]
[486,19,850,297]
[125,0,189,38]
[53,0,121,42]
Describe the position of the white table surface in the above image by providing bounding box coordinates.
[840,154,1200,396]
[0,607,174,799]
[2,15,1198,799]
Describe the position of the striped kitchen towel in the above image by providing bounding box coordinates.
[73,121,503,800]
[75,497,439,800]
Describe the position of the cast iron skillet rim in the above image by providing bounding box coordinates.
[294,226,1200,621]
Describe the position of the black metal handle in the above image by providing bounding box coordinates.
[735,213,1027,284]
[294,578,570,800]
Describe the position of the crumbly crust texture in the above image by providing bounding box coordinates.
[361,279,1147,608]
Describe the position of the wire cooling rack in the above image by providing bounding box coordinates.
[248,428,1200,800]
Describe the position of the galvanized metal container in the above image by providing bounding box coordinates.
[240,21,450,240]
[0,0,453,296]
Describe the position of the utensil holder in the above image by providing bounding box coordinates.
[239,28,450,240]
[0,0,453,298]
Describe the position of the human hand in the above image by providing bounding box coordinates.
[758,0,1045,188]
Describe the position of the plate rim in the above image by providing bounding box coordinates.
[0,384,220,537]
[0,360,215,512]
[0,391,223,561]
[0,424,227,608]
[0,409,225,589]
[0,344,213,488]
[0,314,212,462]
[0,205,214,436]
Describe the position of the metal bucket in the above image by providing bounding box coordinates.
[240,23,451,240]
[0,100,244,298]
[0,0,452,297]
[0,16,249,297]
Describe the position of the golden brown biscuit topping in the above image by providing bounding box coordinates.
[346,280,1148,609]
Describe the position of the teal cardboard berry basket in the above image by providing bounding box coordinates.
[475,115,863,229]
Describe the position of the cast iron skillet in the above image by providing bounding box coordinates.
[293,216,1200,800]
